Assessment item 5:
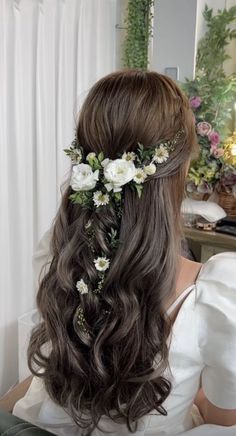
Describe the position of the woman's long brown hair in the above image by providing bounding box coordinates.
[28,70,197,433]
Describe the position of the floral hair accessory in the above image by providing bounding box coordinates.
[71,164,99,192]
[64,129,184,332]
[64,128,184,206]
[94,256,110,272]
[76,279,89,294]
[93,191,109,207]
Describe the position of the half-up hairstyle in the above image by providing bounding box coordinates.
[28,70,197,434]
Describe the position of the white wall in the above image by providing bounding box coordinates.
[151,0,198,81]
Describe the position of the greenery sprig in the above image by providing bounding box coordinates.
[197,5,236,79]
[123,0,154,69]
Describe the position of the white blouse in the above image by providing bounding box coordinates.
[13,250,236,435]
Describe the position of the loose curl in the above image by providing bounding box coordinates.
[28,70,197,434]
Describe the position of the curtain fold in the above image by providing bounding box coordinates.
[0,0,117,394]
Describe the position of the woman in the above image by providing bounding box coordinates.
[4,70,236,435]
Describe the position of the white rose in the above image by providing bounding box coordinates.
[103,159,136,192]
[70,164,99,191]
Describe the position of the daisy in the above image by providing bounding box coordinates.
[93,191,110,207]
[153,145,169,164]
[122,152,136,161]
[76,279,89,294]
[94,256,110,272]
[133,168,147,184]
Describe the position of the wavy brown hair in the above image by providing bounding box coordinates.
[28,70,197,433]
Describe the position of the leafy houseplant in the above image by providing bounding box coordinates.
[123,0,154,69]
[183,5,236,195]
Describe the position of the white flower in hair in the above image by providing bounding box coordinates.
[93,191,110,207]
[122,152,136,162]
[102,159,136,192]
[101,158,110,167]
[153,145,169,164]
[144,163,156,175]
[70,163,99,191]
[72,149,82,164]
[94,256,110,272]
[76,279,89,294]
[85,220,92,229]
[64,146,82,164]
[86,152,96,162]
[133,168,147,184]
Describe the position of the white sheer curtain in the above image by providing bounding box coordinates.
[0,0,117,394]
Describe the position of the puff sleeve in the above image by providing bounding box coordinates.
[196,252,236,409]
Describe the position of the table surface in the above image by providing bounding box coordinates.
[184,226,236,250]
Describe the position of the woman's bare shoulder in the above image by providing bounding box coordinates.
[176,256,202,296]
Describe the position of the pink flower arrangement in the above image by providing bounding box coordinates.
[190,96,202,109]
[208,131,220,146]
[186,81,233,194]
[196,121,212,136]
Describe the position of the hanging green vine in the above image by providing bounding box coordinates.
[123,0,154,69]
